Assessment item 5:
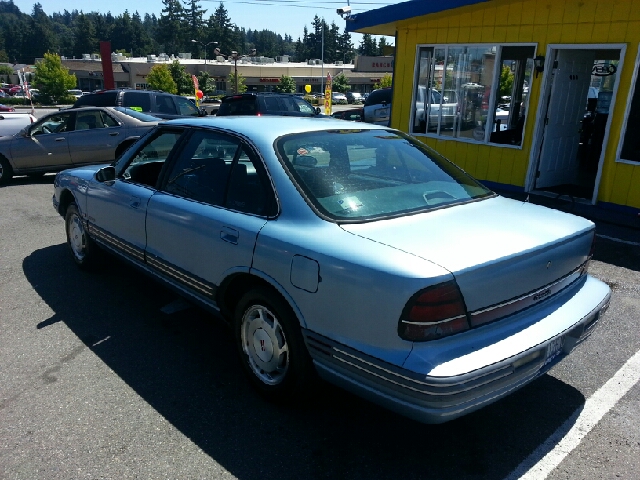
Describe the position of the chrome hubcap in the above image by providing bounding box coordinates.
[241,304,289,385]
[68,214,86,260]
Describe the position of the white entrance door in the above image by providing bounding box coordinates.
[536,50,595,188]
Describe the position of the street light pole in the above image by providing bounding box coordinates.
[321,21,325,93]
[191,39,218,64]
[231,51,239,94]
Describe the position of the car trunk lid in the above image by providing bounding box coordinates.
[340,197,594,315]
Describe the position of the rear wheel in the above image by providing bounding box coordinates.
[65,203,100,269]
[234,287,315,401]
[0,156,13,185]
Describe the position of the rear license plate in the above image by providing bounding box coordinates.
[544,336,565,366]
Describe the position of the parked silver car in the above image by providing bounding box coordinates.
[52,116,610,424]
[0,107,162,184]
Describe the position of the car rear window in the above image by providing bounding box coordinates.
[113,106,159,122]
[123,92,152,112]
[276,129,493,222]
[74,91,118,107]
[365,89,392,106]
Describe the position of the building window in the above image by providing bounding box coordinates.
[619,49,640,163]
[412,44,535,147]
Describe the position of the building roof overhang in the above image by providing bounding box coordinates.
[345,0,490,36]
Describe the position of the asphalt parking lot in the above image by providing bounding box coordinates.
[1,159,639,478]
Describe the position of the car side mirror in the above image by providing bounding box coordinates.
[314,107,321,115]
[199,107,207,116]
[95,165,116,182]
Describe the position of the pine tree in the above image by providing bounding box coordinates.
[158,0,185,55]
[73,13,97,58]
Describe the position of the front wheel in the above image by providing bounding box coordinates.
[65,203,100,269]
[234,287,315,401]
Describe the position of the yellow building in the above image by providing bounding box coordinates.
[347,0,640,216]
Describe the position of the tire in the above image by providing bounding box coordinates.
[65,203,100,269]
[0,156,13,185]
[234,287,315,401]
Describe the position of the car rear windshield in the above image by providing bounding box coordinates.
[113,107,159,122]
[276,129,493,222]
[365,89,392,106]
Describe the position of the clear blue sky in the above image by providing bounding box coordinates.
[11,0,395,46]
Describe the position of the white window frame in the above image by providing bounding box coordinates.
[615,43,640,164]
[410,42,537,150]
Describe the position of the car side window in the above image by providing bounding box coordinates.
[31,112,74,135]
[155,95,177,115]
[264,96,280,112]
[75,110,106,130]
[122,92,152,112]
[100,111,120,127]
[174,96,200,116]
[120,130,183,188]
[293,97,315,114]
[163,130,272,215]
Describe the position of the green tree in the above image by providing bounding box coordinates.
[373,73,392,90]
[275,74,295,93]
[227,70,246,94]
[185,0,207,57]
[498,64,515,98]
[0,64,12,75]
[33,52,77,103]
[157,0,185,54]
[196,70,216,96]
[169,60,192,95]
[358,33,377,56]
[332,72,350,93]
[146,64,177,93]
[73,13,97,58]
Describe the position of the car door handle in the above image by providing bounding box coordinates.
[55,137,65,142]
[220,226,238,245]
[109,132,119,136]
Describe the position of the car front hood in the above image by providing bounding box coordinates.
[340,196,594,311]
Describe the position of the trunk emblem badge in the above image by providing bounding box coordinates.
[547,261,552,269]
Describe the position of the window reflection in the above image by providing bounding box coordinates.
[412,44,534,147]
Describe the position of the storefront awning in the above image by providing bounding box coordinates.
[345,0,490,36]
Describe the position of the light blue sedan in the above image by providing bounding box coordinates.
[52,116,611,424]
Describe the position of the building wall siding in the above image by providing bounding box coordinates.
[390,0,640,209]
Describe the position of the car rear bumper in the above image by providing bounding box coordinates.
[305,274,610,424]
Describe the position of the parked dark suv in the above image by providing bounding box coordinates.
[73,89,204,119]
[216,93,321,117]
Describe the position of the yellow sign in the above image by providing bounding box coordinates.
[324,73,332,115]
[305,84,311,93]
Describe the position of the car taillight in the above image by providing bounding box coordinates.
[398,280,470,341]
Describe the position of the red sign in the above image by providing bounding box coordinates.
[259,78,280,83]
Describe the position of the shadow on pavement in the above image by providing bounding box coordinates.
[23,244,587,480]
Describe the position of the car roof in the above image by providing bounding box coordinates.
[161,115,388,141]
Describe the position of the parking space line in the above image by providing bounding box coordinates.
[504,348,640,480]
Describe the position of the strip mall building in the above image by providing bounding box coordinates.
[346,0,640,217]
